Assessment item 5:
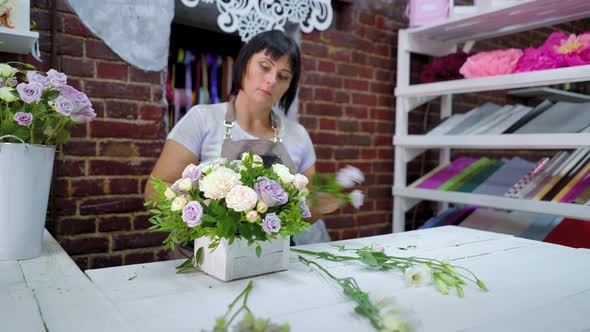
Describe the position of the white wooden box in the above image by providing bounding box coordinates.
[193,236,290,281]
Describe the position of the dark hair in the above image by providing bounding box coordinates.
[231,30,301,113]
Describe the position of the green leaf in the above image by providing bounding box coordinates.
[128,274,137,281]
[44,89,60,101]
[255,245,262,257]
[53,128,70,145]
[196,247,204,266]
[357,251,379,268]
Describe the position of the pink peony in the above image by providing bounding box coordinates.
[459,49,523,78]
[513,47,562,73]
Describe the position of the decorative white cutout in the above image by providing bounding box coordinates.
[180,0,333,41]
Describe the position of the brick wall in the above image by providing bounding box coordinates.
[4,1,589,268]
[9,0,168,270]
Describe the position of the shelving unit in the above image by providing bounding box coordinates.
[393,0,590,232]
[0,28,39,54]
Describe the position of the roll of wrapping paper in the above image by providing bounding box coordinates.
[504,157,550,198]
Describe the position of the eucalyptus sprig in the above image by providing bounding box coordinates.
[292,245,488,298]
[206,280,290,332]
[298,255,406,332]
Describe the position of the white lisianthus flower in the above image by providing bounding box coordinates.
[404,263,433,288]
[381,310,405,332]
[164,187,176,201]
[371,244,384,253]
[241,152,264,168]
[0,87,18,102]
[299,187,310,197]
[256,200,268,213]
[178,178,193,192]
[350,190,364,209]
[170,195,188,211]
[293,173,309,190]
[272,163,295,184]
[225,185,258,212]
[0,64,18,78]
[199,166,241,199]
[246,210,260,223]
[336,165,365,188]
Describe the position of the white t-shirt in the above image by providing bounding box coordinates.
[167,102,316,174]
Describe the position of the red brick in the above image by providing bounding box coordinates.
[133,213,153,230]
[305,103,342,116]
[320,118,337,130]
[334,148,359,160]
[125,251,156,265]
[130,66,162,84]
[113,232,167,250]
[346,107,369,119]
[298,115,317,130]
[315,147,333,159]
[31,0,50,9]
[312,132,371,146]
[63,140,96,156]
[136,142,164,157]
[360,149,377,159]
[89,160,155,176]
[57,35,83,56]
[97,62,128,81]
[56,159,85,177]
[341,229,360,240]
[302,57,316,71]
[315,161,336,173]
[373,161,393,172]
[60,57,94,77]
[368,56,394,70]
[90,99,105,117]
[378,149,393,159]
[318,61,336,73]
[56,0,73,13]
[375,69,394,82]
[352,93,377,106]
[334,91,350,103]
[110,178,139,194]
[370,82,393,95]
[374,43,391,57]
[69,178,107,196]
[71,256,89,270]
[299,87,313,100]
[85,80,150,100]
[359,228,379,237]
[59,235,109,255]
[98,216,132,232]
[330,49,352,62]
[301,41,328,57]
[79,197,145,215]
[86,39,120,60]
[361,121,375,132]
[303,73,342,88]
[373,135,392,146]
[337,119,359,131]
[376,16,398,30]
[99,141,140,157]
[315,88,333,101]
[62,15,93,37]
[358,12,376,25]
[344,79,369,90]
[58,217,96,235]
[323,30,369,50]
[91,255,123,269]
[368,186,391,199]
[152,86,164,102]
[371,108,394,121]
[375,199,392,210]
[323,215,355,228]
[140,105,165,120]
[105,101,139,119]
[364,26,394,44]
[358,67,374,79]
[337,63,359,77]
[90,121,162,139]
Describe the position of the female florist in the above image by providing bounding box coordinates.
[2,0,590,331]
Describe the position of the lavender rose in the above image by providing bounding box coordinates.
[14,112,33,126]
[47,69,67,87]
[254,177,288,207]
[181,163,202,182]
[54,96,74,116]
[299,198,311,218]
[16,82,43,104]
[182,201,203,227]
[70,105,96,123]
[262,212,281,234]
[26,71,50,89]
[60,85,91,106]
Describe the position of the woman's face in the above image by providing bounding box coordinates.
[241,50,293,109]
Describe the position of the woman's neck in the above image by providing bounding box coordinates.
[233,92,274,138]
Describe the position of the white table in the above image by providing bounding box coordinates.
[3,227,590,331]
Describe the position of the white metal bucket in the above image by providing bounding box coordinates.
[0,135,55,260]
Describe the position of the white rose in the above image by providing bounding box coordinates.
[336,165,365,188]
[170,195,187,211]
[164,187,176,201]
[350,190,364,209]
[199,166,241,199]
[293,173,309,190]
[0,87,18,102]
[225,185,258,212]
[178,178,193,192]
[0,64,17,78]
[404,263,433,288]
[272,164,294,184]
[246,210,260,223]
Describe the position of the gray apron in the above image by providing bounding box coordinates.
[220,99,330,246]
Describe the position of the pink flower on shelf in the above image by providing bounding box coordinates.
[513,47,562,73]
[459,49,523,78]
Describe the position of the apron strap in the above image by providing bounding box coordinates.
[223,96,281,142]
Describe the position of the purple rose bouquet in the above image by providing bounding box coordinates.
[0,63,95,145]
[146,153,313,256]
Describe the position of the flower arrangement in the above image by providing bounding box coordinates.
[147,153,365,257]
[0,62,96,145]
[459,48,523,78]
[515,31,590,73]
